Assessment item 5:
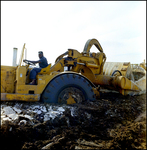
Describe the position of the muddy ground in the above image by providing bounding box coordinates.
[1,91,146,150]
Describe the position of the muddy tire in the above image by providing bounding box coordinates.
[41,73,96,104]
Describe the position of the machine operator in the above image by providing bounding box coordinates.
[23,51,48,85]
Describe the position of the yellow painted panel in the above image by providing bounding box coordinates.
[1,66,16,93]
[103,62,130,77]
[1,93,40,102]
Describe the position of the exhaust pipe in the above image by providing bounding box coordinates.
[12,47,18,66]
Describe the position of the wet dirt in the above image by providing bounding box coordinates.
[1,92,146,150]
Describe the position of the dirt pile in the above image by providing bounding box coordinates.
[1,92,146,150]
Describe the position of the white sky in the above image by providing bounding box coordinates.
[1,1,146,66]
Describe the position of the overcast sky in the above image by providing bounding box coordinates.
[1,1,146,66]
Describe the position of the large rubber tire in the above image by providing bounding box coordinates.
[41,73,96,104]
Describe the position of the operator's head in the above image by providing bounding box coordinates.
[38,51,43,58]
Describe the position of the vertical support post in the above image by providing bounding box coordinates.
[18,43,26,67]
[13,47,18,66]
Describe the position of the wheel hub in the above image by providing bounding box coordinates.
[58,87,85,104]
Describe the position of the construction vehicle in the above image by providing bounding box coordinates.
[1,39,146,104]
[139,60,146,71]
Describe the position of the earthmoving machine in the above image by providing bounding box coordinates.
[1,39,146,104]
[139,60,146,70]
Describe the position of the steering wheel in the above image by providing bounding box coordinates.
[23,60,35,66]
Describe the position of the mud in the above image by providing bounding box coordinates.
[1,92,146,150]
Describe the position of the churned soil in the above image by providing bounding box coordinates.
[1,92,146,150]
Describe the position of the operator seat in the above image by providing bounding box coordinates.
[37,63,51,75]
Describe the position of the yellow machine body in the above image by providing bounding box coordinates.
[1,65,58,101]
[1,39,146,103]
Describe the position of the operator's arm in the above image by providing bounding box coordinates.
[29,60,41,64]
[23,59,41,64]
